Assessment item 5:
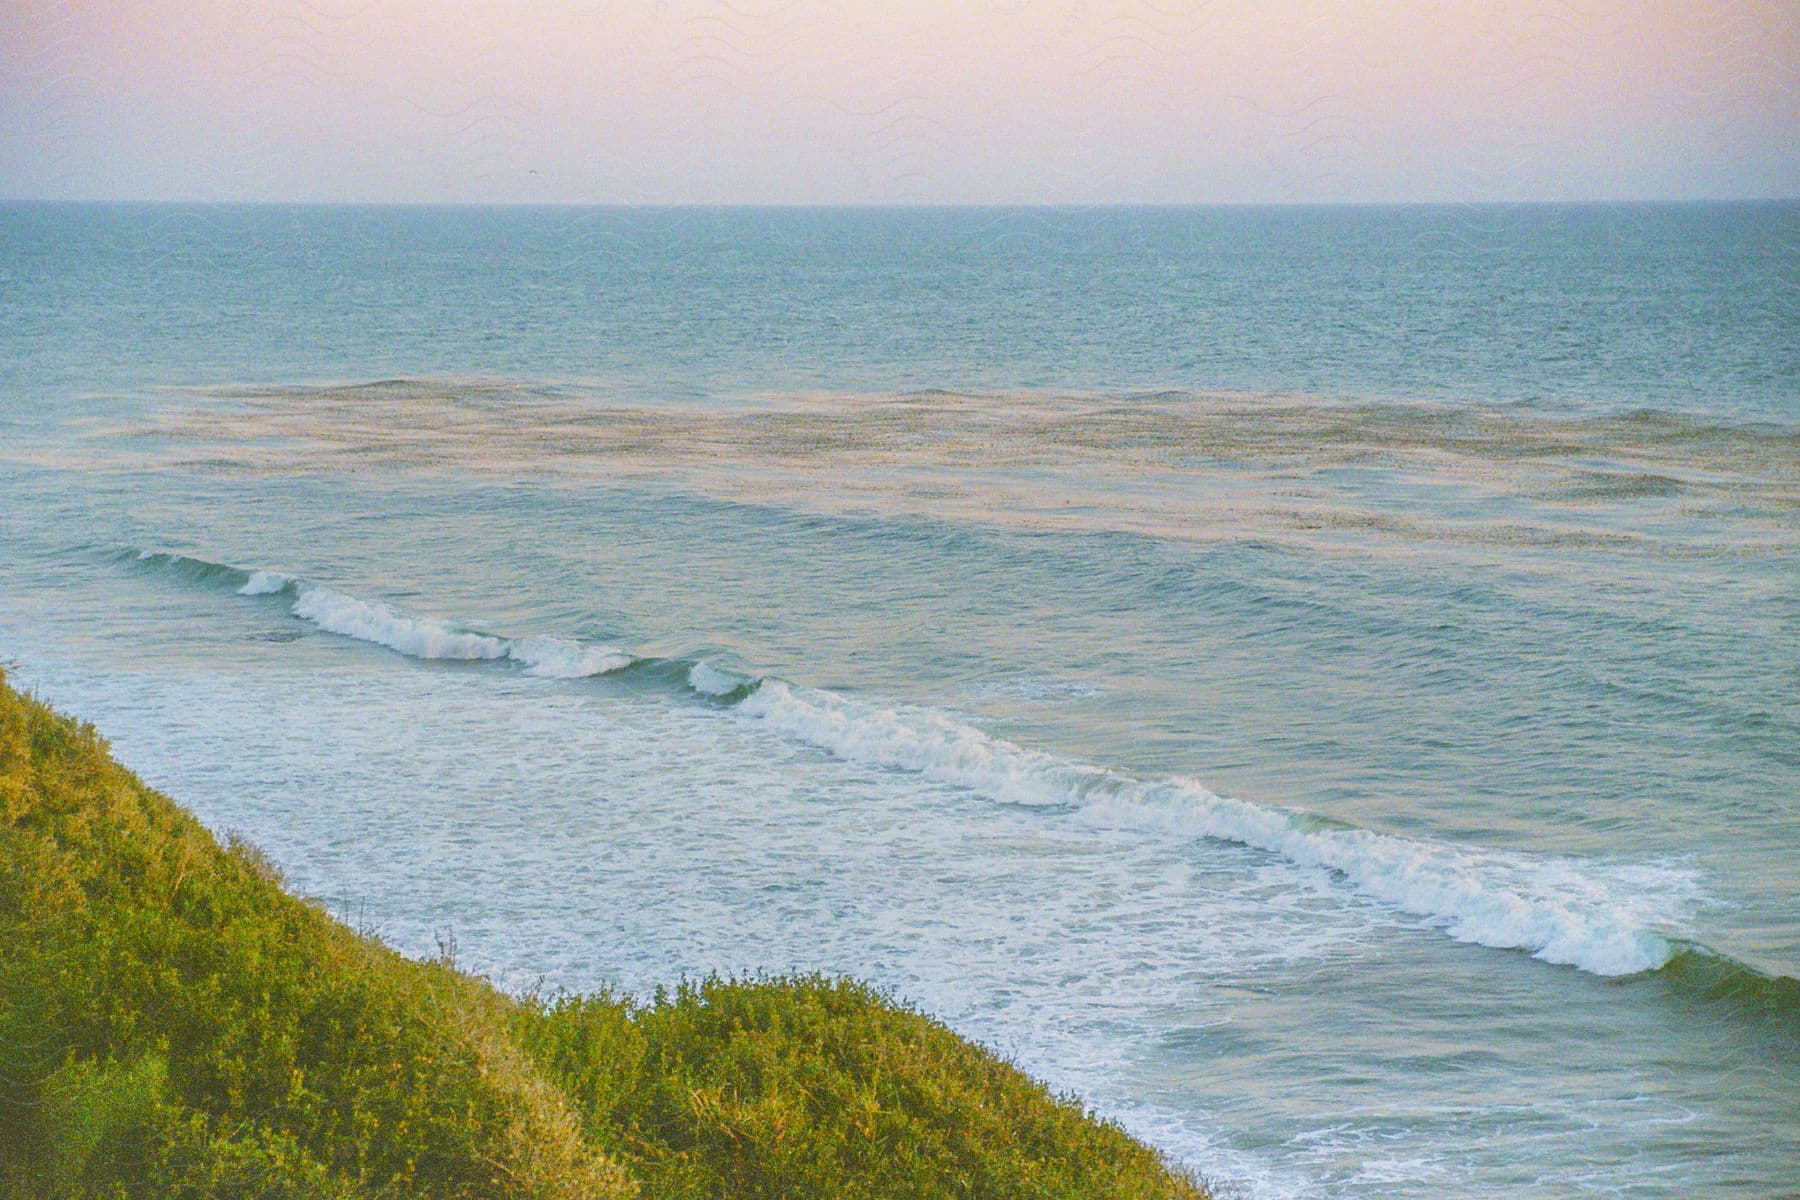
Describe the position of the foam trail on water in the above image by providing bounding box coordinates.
[735,680,1698,976]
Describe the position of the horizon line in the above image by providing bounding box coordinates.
[3,195,1798,211]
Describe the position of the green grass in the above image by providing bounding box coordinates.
[0,671,1208,1199]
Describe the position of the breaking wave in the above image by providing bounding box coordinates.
[1650,946,1800,1036]
[732,679,1701,977]
[127,550,631,679]
[127,546,1725,982]
[292,585,511,662]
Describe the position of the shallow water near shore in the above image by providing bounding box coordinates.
[2,202,1796,1197]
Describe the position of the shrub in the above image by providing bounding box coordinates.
[0,672,1204,1199]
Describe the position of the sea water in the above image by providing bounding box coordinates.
[1,203,1795,1197]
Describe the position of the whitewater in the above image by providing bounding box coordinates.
[134,548,1703,979]
[4,202,1796,1197]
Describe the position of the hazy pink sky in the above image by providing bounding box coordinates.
[4,1,1796,203]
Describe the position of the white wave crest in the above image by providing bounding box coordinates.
[285,584,631,678]
[291,586,510,661]
[133,545,1699,977]
[740,681,1107,806]
[508,635,633,679]
[688,661,749,696]
[238,570,294,596]
[736,680,1695,976]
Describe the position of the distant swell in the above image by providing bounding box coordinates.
[128,546,1714,981]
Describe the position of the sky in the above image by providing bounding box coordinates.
[3,1,1797,204]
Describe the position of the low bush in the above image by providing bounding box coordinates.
[0,672,1204,1199]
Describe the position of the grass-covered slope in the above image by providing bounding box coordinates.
[0,672,1206,1199]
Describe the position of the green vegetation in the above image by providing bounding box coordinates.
[0,672,1206,1199]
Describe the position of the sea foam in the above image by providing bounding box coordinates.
[733,680,1697,976]
[135,545,1702,978]
[688,661,750,697]
[237,570,294,596]
[509,635,634,679]
[291,586,510,661]
[284,586,631,678]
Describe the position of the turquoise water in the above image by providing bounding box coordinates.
[2,203,1796,1197]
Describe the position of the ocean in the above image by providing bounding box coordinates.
[2,201,1795,1197]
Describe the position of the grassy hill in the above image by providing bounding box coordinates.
[0,671,1207,1199]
